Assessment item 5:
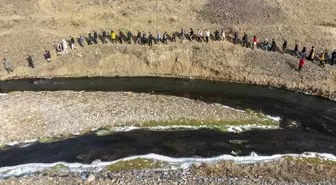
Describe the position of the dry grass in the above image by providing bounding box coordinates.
[0,0,335,98]
[195,157,336,183]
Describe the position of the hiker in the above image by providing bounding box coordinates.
[307,46,316,61]
[197,29,203,42]
[234,32,239,44]
[294,43,300,58]
[214,30,220,41]
[102,30,108,44]
[27,55,34,68]
[263,38,269,51]
[332,49,336,65]
[189,28,194,41]
[221,30,226,41]
[44,50,51,62]
[319,50,326,68]
[88,32,93,45]
[136,30,142,45]
[70,37,76,49]
[127,30,132,44]
[298,57,305,72]
[252,36,257,50]
[242,32,248,48]
[3,58,13,73]
[119,30,124,44]
[172,31,176,42]
[270,39,277,52]
[148,32,153,46]
[205,29,210,43]
[282,39,288,53]
[163,31,168,44]
[301,47,307,58]
[56,43,62,55]
[156,31,161,44]
[111,30,116,44]
[62,39,68,53]
[94,31,99,44]
[79,35,85,47]
[324,49,330,65]
[180,27,185,40]
[142,32,147,45]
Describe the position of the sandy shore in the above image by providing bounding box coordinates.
[0,91,258,144]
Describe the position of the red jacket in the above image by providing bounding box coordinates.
[299,58,305,67]
[253,37,257,43]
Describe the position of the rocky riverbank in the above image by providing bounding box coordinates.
[0,91,262,145]
[1,158,335,185]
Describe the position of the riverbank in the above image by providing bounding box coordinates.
[1,43,335,100]
[0,156,335,185]
[0,91,267,145]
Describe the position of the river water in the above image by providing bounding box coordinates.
[0,77,335,167]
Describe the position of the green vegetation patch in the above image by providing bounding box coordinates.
[283,156,336,166]
[51,164,69,170]
[95,129,116,136]
[105,158,168,172]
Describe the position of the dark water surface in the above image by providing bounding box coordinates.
[0,77,335,167]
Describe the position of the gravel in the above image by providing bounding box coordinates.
[0,169,334,185]
[0,91,255,144]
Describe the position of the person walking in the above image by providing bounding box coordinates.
[262,38,269,51]
[44,50,51,62]
[197,29,203,42]
[111,30,116,44]
[270,39,277,52]
[189,28,194,41]
[221,30,226,41]
[214,30,220,41]
[142,32,147,45]
[3,58,13,73]
[319,50,326,68]
[253,36,257,50]
[27,55,34,68]
[298,57,305,72]
[163,31,168,44]
[234,32,239,44]
[172,31,176,42]
[294,43,300,58]
[136,30,142,45]
[242,32,248,48]
[307,46,316,61]
[282,39,288,54]
[94,31,99,44]
[180,27,185,40]
[156,31,161,44]
[102,30,107,44]
[70,37,76,49]
[88,32,93,45]
[127,30,132,44]
[56,43,62,55]
[148,32,153,46]
[301,47,307,58]
[79,35,85,47]
[62,39,68,53]
[205,29,210,43]
[332,49,336,65]
[118,30,124,44]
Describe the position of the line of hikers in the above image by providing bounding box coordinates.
[3,28,336,74]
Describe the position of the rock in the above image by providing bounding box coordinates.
[76,53,83,58]
[87,174,95,183]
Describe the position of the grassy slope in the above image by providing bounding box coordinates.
[0,0,335,97]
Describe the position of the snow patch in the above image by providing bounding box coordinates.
[0,152,335,179]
